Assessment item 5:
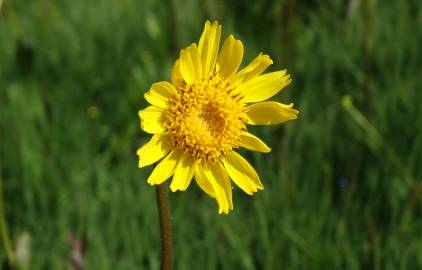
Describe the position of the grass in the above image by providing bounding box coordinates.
[0,0,421,269]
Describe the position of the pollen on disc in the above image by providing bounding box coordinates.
[165,75,247,163]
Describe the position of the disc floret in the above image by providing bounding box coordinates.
[165,75,246,163]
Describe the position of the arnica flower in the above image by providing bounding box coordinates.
[137,20,298,214]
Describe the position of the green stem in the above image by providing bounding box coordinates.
[155,184,172,270]
[0,176,15,265]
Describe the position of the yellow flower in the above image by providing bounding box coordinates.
[137,21,298,214]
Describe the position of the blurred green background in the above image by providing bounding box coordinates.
[1,0,421,269]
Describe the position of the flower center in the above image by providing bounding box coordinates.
[165,75,246,163]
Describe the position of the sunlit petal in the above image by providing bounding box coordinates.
[198,20,221,76]
[138,106,166,134]
[246,101,299,125]
[137,134,171,168]
[147,150,182,185]
[144,81,177,108]
[223,151,263,195]
[238,132,271,153]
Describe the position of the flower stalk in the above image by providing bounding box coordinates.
[155,184,172,270]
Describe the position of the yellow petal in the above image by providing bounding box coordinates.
[238,132,271,153]
[222,151,263,195]
[147,150,182,185]
[194,165,215,198]
[144,82,177,108]
[138,106,166,134]
[179,44,203,84]
[198,20,221,76]
[232,53,273,84]
[170,153,196,192]
[171,59,183,86]
[216,35,244,79]
[236,70,291,103]
[196,161,233,214]
[246,101,299,125]
[136,134,171,168]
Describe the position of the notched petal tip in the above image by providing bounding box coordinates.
[286,103,300,117]
[246,101,299,125]
[263,55,274,65]
[256,53,273,66]
[218,207,230,215]
[232,53,273,88]
[197,20,221,76]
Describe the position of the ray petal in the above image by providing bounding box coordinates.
[216,35,244,79]
[238,132,271,153]
[144,81,177,108]
[136,134,172,168]
[223,151,264,195]
[147,150,182,185]
[235,70,291,103]
[170,153,196,192]
[198,20,221,76]
[138,106,166,134]
[246,101,299,125]
[232,53,273,84]
[179,44,203,84]
[196,161,233,214]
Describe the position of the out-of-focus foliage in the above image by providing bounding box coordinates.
[0,0,421,269]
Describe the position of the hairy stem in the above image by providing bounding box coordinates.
[155,184,172,270]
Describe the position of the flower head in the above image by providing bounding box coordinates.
[137,21,298,214]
